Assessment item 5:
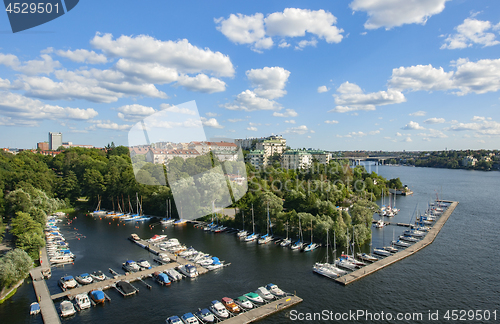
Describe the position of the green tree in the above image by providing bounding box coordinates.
[0,249,33,289]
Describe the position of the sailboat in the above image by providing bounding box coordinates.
[258,203,273,244]
[173,204,187,225]
[92,195,106,215]
[303,220,318,252]
[161,199,175,226]
[313,229,347,278]
[290,215,303,250]
[237,211,248,238]
[280,220,291,247]
[356,231,378,262]
[244,205,258,242]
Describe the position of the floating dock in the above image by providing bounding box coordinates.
[217,295,302,324]
[30,247,62,324]
[336,201,458,285]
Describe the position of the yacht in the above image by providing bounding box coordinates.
[59,276,78,290]
[375,219,385,228]
[384,246,399,253]
[313,262,347,278]
[204,257,223,270]
[280,237,292,247]
[237,230,248,238]
[137,259,152,270]
[235,296,254,309]
[258,203,273,244]
[75,273,93,285]
[392,240,411,247]
[50,255,74,264]
[89,289,106,304]
[244,292,264,304]
[177,264,198,278]
[166,315,183,324]
[265,283,285,297]
[165,268,183,281]
[399,235,419,243]
[290,240,303,250]
[356,253,378,262]
[209,300,229,319]
[90,270,107,281]
[153,253,171,264]
[153,271,171,286]
[255,286,273,300]
[303,220,318,252]
[122,260,140,272]
[60,301,76,317]
[403,229,426,237]
[115,281,137,296]
[373,248,392,257]
[179,247,197,257]
[195,308,215,323]
[222,297,241,314]
[245,205,258,242]
[181,313,199,324]
[74,293,91,311]
[148,234,167,243]
[335,256,358,270]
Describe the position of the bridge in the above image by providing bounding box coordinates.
[330,156,401,165]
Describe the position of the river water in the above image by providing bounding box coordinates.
[1,165,499,323]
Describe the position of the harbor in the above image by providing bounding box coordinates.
[336,200,459,285]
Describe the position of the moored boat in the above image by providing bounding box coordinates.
[235,295,253,309]
[122,260,140,272]
[265,283,285,297]
[60,300,76,317]
[209,300,229,318]
[90,270,107,281]
[74,293,91,310]
[89,289,105,304]
[177,264,198,278]
[222,297,241,313]
[59,276,77,290]
[75,273,93,285]
[195,308,215,323]
[30,302,40,315]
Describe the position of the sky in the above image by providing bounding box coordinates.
[0,0,500,151]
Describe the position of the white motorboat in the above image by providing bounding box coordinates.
[237,230,248,238]
[209,300,229,318]
[257,234,272,244]
[335,257,358,270]
[244,292,264,304]
[356,253,378,262]
[74,293,91,311]
[255,286,273,300]
[384,246,398,253]
[195,308,215,323]
[235,295,253,309]
[50,255,74,264]
[122,260,140,272]
[59,276,78,290]
[60,300,76,317]
[179,247,197,257]
[153,253,171,264]
[148,234,167,243]
[399,235,419,243]
[392,240,411,247]
[373,248,392,257]
[137,259,152,270]
[90,270,107,281]
[403,229,426,237]
[204,257,223,270]
[75,273,93,285]
[265,283,285,297]
[165,268,183,281]
[375,219,385,228]
[177,264,198,278]
[313,262,344,278]
[280,238,292,247]
[181,312,199,324]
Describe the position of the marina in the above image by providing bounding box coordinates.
[336,200,459,285]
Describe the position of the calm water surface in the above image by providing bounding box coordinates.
[1,165,499,323]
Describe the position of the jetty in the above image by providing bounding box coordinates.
[220,295,303,323]
[336,200,458,285]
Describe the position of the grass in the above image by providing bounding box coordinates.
[0,285,19,304]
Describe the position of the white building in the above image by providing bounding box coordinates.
[246,150,268,169]
[49,132,62,150]
[462,156,478,167]
[308,150,330,164]
[281,150,312,170]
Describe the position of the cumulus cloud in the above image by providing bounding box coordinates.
[227,118,244,123]
[424,117,445,124]
[215,8,344,52]
[0,91,98,124]
[176,74,226,93]
[284,119,296,124]
[325,120,339,124]
[116,104,156,121]
[246,67,290,99]
[160,103,196,115]
[200,117,224,128]
[295,38,318,50]
[402,121,426,130]
[0,53,60,75]
[329,81,406,113]
[441,18,500,49]
[350,0,450,30]
[445,117,500,135]
[417,129,448,139]
[56,49,108,64]
[205,112,218,117]
[317,85,329,93]
[389,58,500,96]
[90,120,132,131]
[410,110,427,116]
[284,125,312,135]
[223,90,282,111]
[273,109,298,117]
[247,126,258,131]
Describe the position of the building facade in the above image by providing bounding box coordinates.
[49,132,62,150]
[246,150,268,169]
[281,150,312,170]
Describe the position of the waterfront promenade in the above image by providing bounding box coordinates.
[336,200,459,285]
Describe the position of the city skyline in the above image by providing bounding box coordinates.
[1,1,500,151]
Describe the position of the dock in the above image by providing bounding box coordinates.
[220,295,303,324]
[336,201,459,285]
[30,246,62,324]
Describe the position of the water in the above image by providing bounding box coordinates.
[1,165,499,323]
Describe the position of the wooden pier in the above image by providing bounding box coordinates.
[30,247,62,324]
[336,201,459,285]
[219,295,303,324]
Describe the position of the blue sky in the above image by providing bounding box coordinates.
[1,0,500,151]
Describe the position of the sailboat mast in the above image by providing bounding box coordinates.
[326,228,329,264]
[242,210,244,231]
[266,202,269,235]
[252,204,255,233]
[136,193,139,216]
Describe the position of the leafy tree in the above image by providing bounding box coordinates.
[0,249,33,289]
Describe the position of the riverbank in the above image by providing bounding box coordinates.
[0,279,24,304]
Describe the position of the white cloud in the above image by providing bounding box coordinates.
[114,59,179,84]
[441,18,500,49]
[317,85,329,93]
[215,8,344,51]
[116,104,156,121]
[91,33,235,77]
[248,122,261,126]
[350,0,450,30]
[396,132,402,137]
[369,130,380,135]
[223,90,281,111]
[409,110,427,116]
[424,117,445,124]
[284,119,296,124]
[56,49,108,64]
[284,125,312,135]
[227,118,244,123]
[0,91,98,124]
[160,103,196,115]
[206,112,218,117]
[246,67,290,99]
[329,81,406,113]
[247,126,258,131]
[0,53,60,75]
[389,58,500,96]
[417,129,448,138]
[90,120,132,131]
[295,38,318,50]
[325,120,339,124]
[402,121,425,130]
[0,78,11,89]
[273,109,298,117]
[403,137,413,142]
[200,117,224,128]
[445,118,500,135]
[176,74,226,93]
